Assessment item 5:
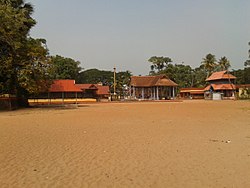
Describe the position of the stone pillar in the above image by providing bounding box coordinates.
[153,87,156,100]
[142,88,144,100]
[172,87,175,99]
[133,86,135,98]
[151,88,153,100]
[156,86,159,100]
[129,86,132,99]
[62,92,64,104]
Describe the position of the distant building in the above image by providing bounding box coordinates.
[48,80,82,99]
[179,88,204,99]
[130,75,178,100]
[204,71,236,100]
[31,80,110,103]
[76,84,110,100]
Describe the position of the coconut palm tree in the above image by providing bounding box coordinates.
[218,56,231,71]
[201,53,217,77]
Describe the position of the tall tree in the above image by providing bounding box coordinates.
[218,56,231,71]
[148,56,172,74]
[201,53,217,77]
[115,70,132,95]
[192,66,207,87]
[0,0,52,105]
[161,63,193,88]
[17,38,53,94]
[244,42,250,67]
[51,55,82,79]
[77,69,113,84]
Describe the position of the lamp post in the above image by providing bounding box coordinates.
[113,67,116,95]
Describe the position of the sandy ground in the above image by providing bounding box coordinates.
[0,100,250,188]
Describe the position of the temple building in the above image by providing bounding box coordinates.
[204,71,236,100]
[130,75,178,100]
[30,80,110,104]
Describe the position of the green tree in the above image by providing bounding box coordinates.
[0,0,52,106]
[150,61,195,88]
[51,55,82,79]
[244,42,250,67]
[77,68,132,95]
[218,56,231,71]
[201,53,217,77]
[243,67,250,84]
[17,38,53,94]
[77,69,113,84]
[233,69,245,84]
[192,66,207,87]
[148,56,172,74]
[161,63,193,88]
[115,70,132,95]
[245,60,250,67]
[0,0,35,94]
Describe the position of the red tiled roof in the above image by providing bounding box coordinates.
[206,71,236,81]
[130,75,177,87]
[204,85,211,91]
[76,84,110,95]
[190,91,204,94]
[49,80,82,92]
[155,78,178,86]
[76,84,98,90]
[180,88,204,94]
[96,85,110,95]
[49,80,110,95]
[204,84,236,91]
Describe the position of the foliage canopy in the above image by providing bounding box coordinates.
[0,0,52,102]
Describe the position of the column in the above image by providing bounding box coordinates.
[133,86,135,98]
[129,86,132,99]
[75,92,78,104]
[153,87,156,100]
[151,88,153,100]
[142,88,144,100]
[172,87,175,99]
[156,86,159,100]
[62,92,64,104]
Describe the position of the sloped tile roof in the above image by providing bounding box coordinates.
[96,85,110,95]
[49,80,82,92]
[206,71,236,81]
[155,78,178,86]
[204,85,211,91]
[180,88,205,94]
[76,84,98,90]
[204,84,236,91]
[130,75,177,87]
[76,84,110,95]
[49,80,110,95]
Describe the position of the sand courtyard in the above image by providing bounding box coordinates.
[0,100,250,188]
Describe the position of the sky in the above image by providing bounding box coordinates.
[29,0,250,75]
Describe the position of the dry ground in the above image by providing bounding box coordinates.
[0,100,250,188]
